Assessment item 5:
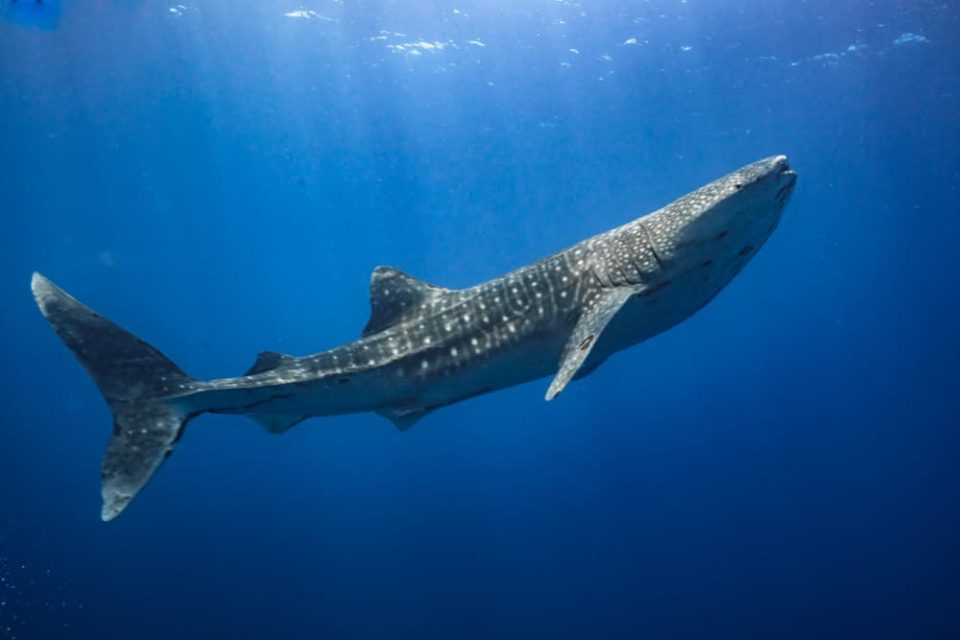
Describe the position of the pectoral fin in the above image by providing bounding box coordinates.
[546,288,635,401]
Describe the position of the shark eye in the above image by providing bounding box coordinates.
[733,183,743,190]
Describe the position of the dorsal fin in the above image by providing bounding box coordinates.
[244,350,295,376]
[362,266,451,337]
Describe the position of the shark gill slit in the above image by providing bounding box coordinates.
[638,221,665,271]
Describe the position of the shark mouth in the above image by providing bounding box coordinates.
[776,162,797,203]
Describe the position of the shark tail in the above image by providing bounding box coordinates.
[31,273,201,521]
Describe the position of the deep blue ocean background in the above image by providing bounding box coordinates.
[2,1,958,638]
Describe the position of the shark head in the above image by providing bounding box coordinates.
[642,155,796,276]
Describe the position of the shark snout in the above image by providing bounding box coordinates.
[755,155,796,200]
[766,155,795,181]
[774,157,797,199]
[735,155,796,191]
[775,155,796,179]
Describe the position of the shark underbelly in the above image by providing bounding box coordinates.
[186,313,571,424]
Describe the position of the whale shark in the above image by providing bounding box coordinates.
[32,156,797,521]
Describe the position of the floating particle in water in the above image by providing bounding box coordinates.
[284,10,334,21]
[893,32,930,46]
[0,556,83,638]
[809,52,841,65]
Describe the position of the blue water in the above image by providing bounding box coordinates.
[2,1,958,638]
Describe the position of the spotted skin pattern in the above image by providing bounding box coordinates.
[32,156,797,520]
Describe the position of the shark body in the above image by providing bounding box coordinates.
[32,156,796,521]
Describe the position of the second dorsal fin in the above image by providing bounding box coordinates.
[362,266,451,337]
[244,350,295,376]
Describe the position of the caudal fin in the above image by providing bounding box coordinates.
[31,273,200,521]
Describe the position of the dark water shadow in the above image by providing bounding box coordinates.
[2,0,61,30]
